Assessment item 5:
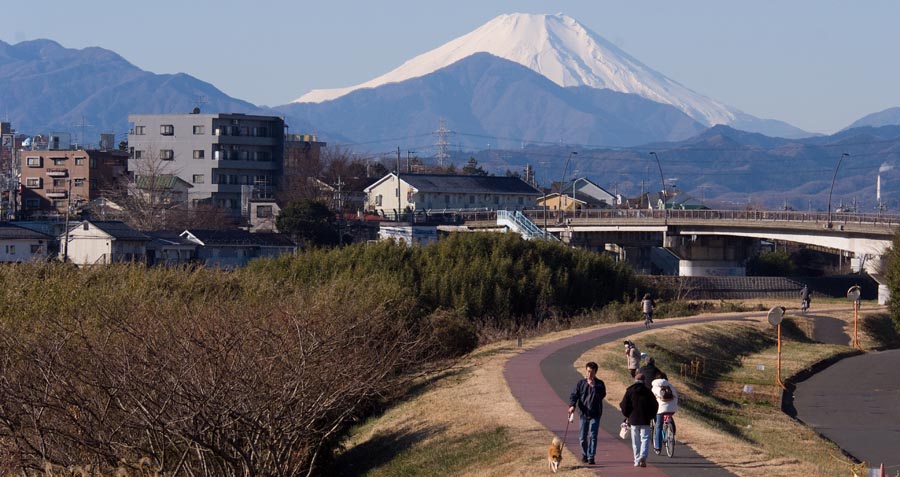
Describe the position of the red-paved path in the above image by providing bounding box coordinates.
[505,313,767,476]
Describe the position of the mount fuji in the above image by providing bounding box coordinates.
[293,13,808,139]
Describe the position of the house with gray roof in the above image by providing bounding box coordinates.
[181,229,296,268]
[60,220,150,265]
[363,173,541,217]
[145,231,198,267]
[0,223,53,262]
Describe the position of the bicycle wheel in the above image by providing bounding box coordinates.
[664,422,675,457]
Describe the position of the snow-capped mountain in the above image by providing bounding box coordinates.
[294,13,807,138]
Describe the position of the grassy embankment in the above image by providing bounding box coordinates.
[335,302,895,477]
[588,304,889,477]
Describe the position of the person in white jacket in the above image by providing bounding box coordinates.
[650,373,678,454]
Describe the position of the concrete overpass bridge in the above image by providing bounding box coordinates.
[459,208,900,277]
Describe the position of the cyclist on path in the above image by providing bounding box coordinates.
[651,372,679,454]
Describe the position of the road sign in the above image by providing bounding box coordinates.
[847,285,861,302]
[767,306,785,326]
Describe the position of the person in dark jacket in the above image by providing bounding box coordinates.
[568,361,607,465]
[620,374,659,467]
[638,357,661,388]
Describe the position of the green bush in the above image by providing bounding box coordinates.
[424,309,479,358]
[746,249,795,276]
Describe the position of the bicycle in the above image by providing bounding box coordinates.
[643,312,653,329]
[800,298,809,313]
[650,413,676,457]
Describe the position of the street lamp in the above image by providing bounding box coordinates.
[649,152,667,221]
[826,153,850,228]
[558,152,577,218]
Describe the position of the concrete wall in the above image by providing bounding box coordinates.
[0,239,48,262]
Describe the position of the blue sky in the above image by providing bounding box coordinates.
[4,0,899,134]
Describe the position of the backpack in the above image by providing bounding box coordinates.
[659,385,674,402]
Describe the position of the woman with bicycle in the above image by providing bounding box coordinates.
[651,371,678,456]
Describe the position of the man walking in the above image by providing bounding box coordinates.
[620,373,659,467]
[568,362,607,465]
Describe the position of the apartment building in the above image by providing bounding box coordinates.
[19,147,128,217]
[127,110,285,216]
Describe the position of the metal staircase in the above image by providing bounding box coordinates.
[497,210,558,241]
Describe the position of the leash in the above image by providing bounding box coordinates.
[563,412,572,444]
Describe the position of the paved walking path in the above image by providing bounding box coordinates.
[793,349,900,471]
[505,313,765,476]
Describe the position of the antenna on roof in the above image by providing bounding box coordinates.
[193,95,208,114]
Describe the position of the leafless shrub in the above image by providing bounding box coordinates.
[0,265,432,476]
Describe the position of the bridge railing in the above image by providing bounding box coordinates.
[510,208,900,229]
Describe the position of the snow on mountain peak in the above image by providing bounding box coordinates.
[293,12,735,126]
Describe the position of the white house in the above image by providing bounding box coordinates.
[0,223,53,262]
[60,220,150,265]
[364,173,542,217]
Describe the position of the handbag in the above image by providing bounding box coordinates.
[619,422,629,439]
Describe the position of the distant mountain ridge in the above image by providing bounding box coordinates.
[292,12,809,139]
[0,39,311,141]
[275,53,706,150]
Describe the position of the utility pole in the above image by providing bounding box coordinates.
[397,147,402,222]
[63,179,73,262]
[334,175,345,246]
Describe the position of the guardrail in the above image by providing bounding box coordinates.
[452,208,900,229]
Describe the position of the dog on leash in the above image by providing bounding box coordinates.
[548,436,563,473]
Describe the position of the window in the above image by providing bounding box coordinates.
[374,194,383,206]
[25,178,41,188]
[74,178,85,187]
[30,244,42,254]
[256,151,270,161]
[53,178,66,188]
[160,124,174,135]
[159,150,174,160]
[193,150,205,159]
[75,157,85,165]
[469,196,475,204]
[90,158,97,168]
[133,126,145,135]
[24,199,39,209]
[52,157,67,166]
[258,126,268,137]
[192,174,204,184]
[26,156,41,167]
[52,200,66,209]
[257,205,273,218]
[193,125,205,135]
[5,245,15,255]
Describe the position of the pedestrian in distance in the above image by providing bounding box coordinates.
[568,361,607,466]
[624,340,641,378]
[651,372,678,454]
[620,373,659,468]
[800,284,811,312]
[638,357,661,388]
[641,293,655,328]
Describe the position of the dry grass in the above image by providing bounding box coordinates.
[334,303,886,476]
[333,326,608,477]
[584,306,885,477]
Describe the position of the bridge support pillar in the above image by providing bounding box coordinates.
[665,234,756,277]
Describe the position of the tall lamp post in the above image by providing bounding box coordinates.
[558,152,577,219]
[826,153,850,228]
[649,152,667,222]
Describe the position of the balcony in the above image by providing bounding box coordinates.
[46,189,68,198]
[46,168,68,177]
